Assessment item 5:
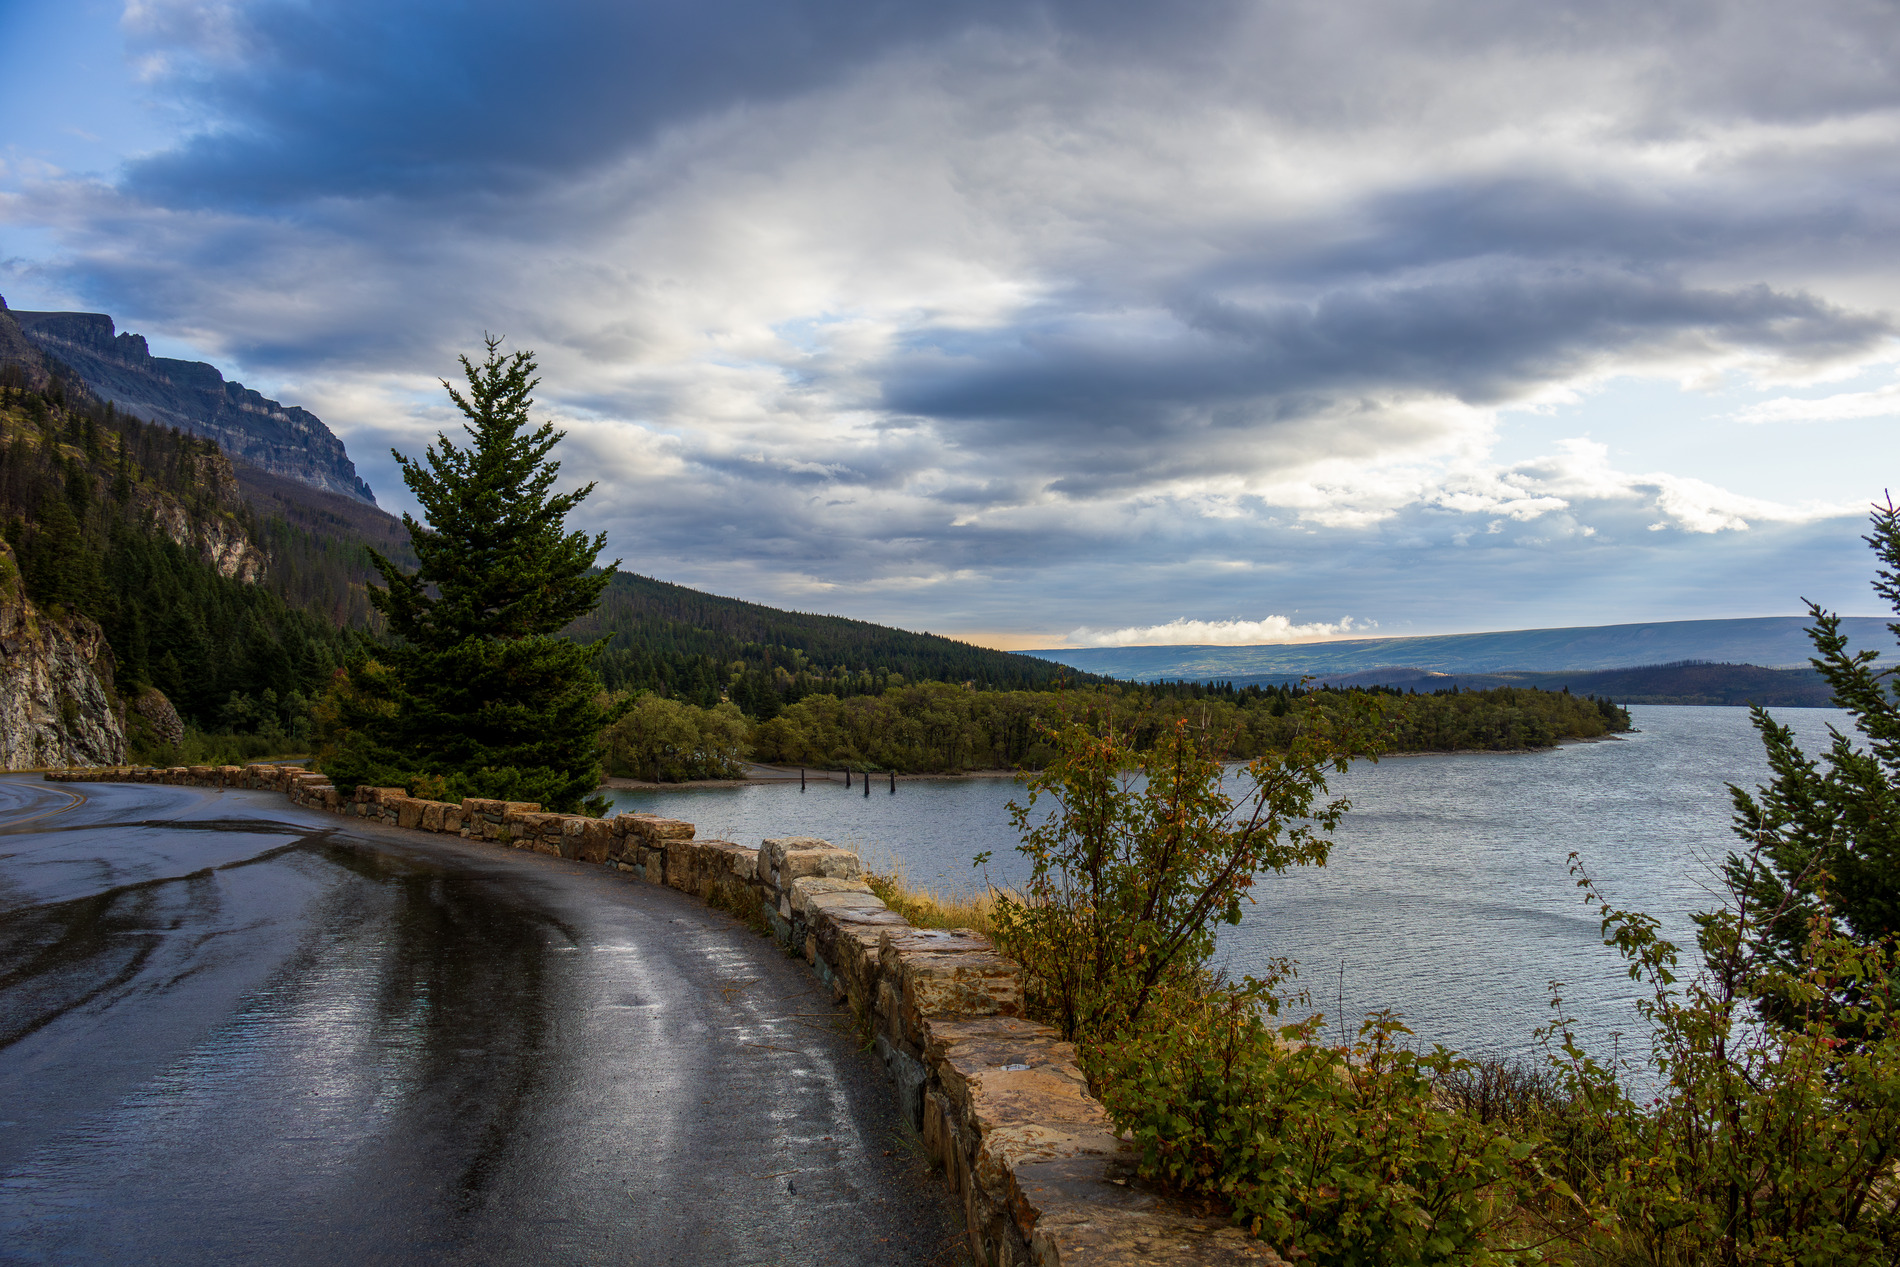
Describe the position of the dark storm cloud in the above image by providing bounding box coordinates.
[882,266,1890,495]
[120,0,1241,207]
[9,0,1897,638]
[1280,171,1900,286]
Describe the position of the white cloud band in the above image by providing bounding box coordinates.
[1065,616,1367,648]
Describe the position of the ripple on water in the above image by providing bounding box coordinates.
[604,705,1853,1058]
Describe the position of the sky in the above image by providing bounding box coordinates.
[3,1,1898,650]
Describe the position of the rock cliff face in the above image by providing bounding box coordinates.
[3,299,376,505]
[0,543,127,770]
[136,447,270,583]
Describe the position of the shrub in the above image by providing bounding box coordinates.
[1524,856,1900,1265]
[601,692,747,781]
[991,705,1381,1041]
[979,709,1556,1266]
[1099,989,1536,1265]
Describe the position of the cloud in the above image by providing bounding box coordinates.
[3,0,1898,639]
[1066,615,1368,648]
[1429,439,1858,535]
[1735,377,1900,424]
[113,0,1238,206]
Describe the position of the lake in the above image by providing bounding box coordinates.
[604,704,1852,1059]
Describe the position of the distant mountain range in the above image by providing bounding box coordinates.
[1025,616,1897,682]
[1,298,375,504]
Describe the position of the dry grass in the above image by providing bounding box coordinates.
[864,867,1002,940]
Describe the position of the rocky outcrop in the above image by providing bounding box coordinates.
[0,543,127,769]
[130,687,184,749]
[4,300,376,504]
[136,450,269,583]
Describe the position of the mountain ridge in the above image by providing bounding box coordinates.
[1024,616,1898,681]
[2,298,375,504]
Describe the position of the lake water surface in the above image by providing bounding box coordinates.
[605,705,1852,1058]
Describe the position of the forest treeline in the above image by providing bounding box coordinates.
[604,679,1632,779]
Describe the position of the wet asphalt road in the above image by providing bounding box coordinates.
[0,776,964,1266]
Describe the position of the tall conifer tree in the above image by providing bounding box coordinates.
[1729,497,1900,1027]
[327,339,625,812]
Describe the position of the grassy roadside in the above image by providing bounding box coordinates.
[864,868,999,940]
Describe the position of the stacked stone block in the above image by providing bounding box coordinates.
[41,762,1285,1266]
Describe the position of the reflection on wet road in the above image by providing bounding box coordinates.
[0,777,959,1265]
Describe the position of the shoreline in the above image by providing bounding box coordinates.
[600,735,1632,792]
[1376,733,1631,758]
[601,763,1031,792]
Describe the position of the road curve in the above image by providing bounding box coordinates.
[0,776,963,1265]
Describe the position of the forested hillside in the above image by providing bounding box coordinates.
[0,378,357,753]
[570,570,1090,713]
[235,462,415,626]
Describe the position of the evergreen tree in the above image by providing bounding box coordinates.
[1728,498,1900,1027]
[327,339,625,813]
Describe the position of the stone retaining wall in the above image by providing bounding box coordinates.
[46,764,1283,1266]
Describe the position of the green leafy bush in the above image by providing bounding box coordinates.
[601,692,748,781]
[992,706,1380,1039]
[1524,858,1900,1265]
[1099,990,1535,1265]
[983,707,1553,1266]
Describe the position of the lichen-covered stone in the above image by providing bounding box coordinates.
[695,841,760,907]
[924,1016,1081,1121]
[810,904,911,1010]
[920,1017,1154,1262]
[757,836,833,884]
[620,814,694,844]
[789,875,876,920]
[490,801,540,841]
[131,687,183,749]
[779,847,863,890]
[664,838,708,895]
[1016,1156,1291,1266]
[576,818,614,863]
[880,930,1023,1045]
